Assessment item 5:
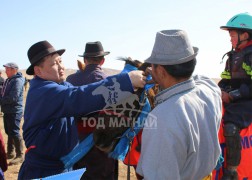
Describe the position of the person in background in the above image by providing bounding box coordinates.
[0,130,7,180]
[18,40,146,180]
[218,13,252,180]
[136,29,222,180]
[67,41,117,180]
[0,62,24,166]
[23,77,29,91]
[0,70,4,93]
[0,71,5,115]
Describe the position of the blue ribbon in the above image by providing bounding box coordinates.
[109,92,151,160]
[60,63,154,168]
[215,154,224,170]
[61,134,94,168]
[121,64,138,73]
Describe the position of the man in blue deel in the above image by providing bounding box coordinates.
[18,40,146,179]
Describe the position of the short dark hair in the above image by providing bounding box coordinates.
[154,59,197,79]
[85,56,104,63]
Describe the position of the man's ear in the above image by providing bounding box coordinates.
[34,66,42,76]
[158,65,167,78]
[99,58,105,66]
[84,59,88,64]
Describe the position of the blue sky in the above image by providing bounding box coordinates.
[0,0,251,78]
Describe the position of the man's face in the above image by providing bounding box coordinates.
[5,67,17,78]
[36,53,65,83]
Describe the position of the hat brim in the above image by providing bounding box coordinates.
[3,64,18,69]
[220,26,241,31]
[145,47,198,65]
[26,49,65,75]
[220,26,252,32]
[78,51,110,58]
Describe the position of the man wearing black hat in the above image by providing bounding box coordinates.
[0,62,25,166]
[18,40,146,179]
[67,41,117,179]
[67,41,109,85]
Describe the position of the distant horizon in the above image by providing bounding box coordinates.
[0,68,221,82]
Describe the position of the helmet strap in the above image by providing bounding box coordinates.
[235,31,248,50]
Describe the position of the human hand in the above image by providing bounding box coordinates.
[221,91,232,104]
[128,70,146,89]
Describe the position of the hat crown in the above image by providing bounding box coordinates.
[27,41,54,61]
[145,29,198,65]
[85,41,103,54]
[79,41,110,57]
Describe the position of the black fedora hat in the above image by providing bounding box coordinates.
[78,41,110,58]
[26,40,65,75]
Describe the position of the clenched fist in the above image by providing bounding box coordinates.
[128,70,146,89]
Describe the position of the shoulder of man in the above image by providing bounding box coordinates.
[66,71,83,83]
[193,75,221,95]
[61,81,73,87]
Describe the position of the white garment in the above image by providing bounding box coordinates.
[136,75,222,180]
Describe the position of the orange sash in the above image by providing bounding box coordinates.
[123,130,142,166]
[212,121,252,180]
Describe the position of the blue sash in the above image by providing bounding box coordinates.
[61,63,153,168]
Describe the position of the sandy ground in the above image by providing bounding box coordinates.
[0,74,137,180]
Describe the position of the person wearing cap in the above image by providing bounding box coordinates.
[0,62,25,166]
[18,40,146,179]
[0,70,4,93]
[66,41,117,179]
[218,13,252,179]
[135,30,222,180]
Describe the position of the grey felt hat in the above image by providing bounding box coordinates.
[145,29,198,65]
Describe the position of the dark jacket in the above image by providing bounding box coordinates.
[0,76,4,93]
[67,64,107,135]
[219,43,252,128]
[0,72,24,114]
[66,64,106,86]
